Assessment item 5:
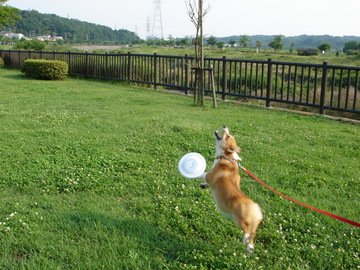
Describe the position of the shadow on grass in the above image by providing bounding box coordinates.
[2,73,29,80]
[63,211,205,268]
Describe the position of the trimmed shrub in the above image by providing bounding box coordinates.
[0,57,4,68]
[21,59,68,80]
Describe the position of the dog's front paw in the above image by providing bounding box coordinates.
[200,183,209,189]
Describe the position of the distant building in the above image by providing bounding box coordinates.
[34,35,63,41]
[0,31,63,42]
[0,31,25,39]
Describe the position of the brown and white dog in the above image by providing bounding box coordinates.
[200,126,262,254]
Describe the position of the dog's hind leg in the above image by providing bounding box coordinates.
[235,205,262,254]
[246,204,262,254]
[246,217,261,254]
[235,218,251,247]
[237,220,256,254]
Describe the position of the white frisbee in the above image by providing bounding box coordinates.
[178,152,206,179]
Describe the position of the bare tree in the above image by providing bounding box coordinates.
[185,0,212,106]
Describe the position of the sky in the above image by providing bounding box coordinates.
[6,0,359,39]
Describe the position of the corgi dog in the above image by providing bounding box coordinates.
[200,126,262,254]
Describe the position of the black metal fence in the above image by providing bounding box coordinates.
[1,49,359,115]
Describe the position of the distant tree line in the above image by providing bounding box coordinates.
[218,34,360,52]
[4,10,140,44]
[140,35,360,57]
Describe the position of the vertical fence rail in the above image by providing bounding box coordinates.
[266,58,273,107]
[320,62,328,114]
[0,49,359,115]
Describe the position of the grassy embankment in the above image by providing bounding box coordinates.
[0,68,359,269]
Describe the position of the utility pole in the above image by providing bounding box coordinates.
[146,17,151,39]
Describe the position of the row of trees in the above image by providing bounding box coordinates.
[204,35,360,55]
[204,35,335,54]
[144,35,341,54]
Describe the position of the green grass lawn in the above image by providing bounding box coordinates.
[0,68,359,269]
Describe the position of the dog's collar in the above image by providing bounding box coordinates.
[217,156,238,165]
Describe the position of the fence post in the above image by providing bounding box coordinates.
[266,58,273,107]
[222,56,227,100]
[185,54,190,95]
[319,62,328,114]
[85,52,89,78]
[127,52,132,83]
[105,52,109,79]
[67,51,71,73]
[154,53,158,90]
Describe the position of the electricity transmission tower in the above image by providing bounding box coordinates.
[146,17,151,39]
[151,0,164,39]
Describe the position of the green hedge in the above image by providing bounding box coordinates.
[21,59,68,80]
[0,57,4,68]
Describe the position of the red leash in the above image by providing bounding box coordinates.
[240,166,360,228]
